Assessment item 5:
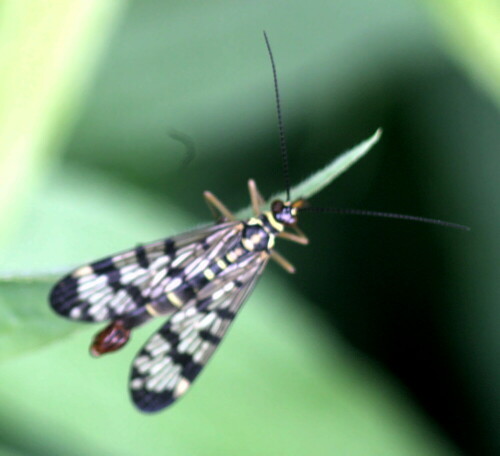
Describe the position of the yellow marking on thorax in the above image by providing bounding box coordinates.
[166,292,183,308]
[247,217,264,226]
[203,268,215,280]
[242,237,255,251]
[264,211,284,232]
[145,303,160,316]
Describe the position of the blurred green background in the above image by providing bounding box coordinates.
[1,0,499,455]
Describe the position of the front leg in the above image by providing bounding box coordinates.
[248,179,266,216]
[278,225,309,245]
[203,191,236,222]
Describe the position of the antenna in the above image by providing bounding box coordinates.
[261,34,468,233]
[301,207,470,231]
[263,31,291,202]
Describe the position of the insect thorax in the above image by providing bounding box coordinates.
[242,213,283,252]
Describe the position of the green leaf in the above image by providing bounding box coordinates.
[273,128,382,201]
[0,132,379,363]
[0,275,71,363]
[238,129,381,217]
[424,0,500,110]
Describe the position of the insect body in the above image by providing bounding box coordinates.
[50,32,315,412]
[50,182,308,412]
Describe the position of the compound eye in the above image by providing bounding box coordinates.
[271,200,284,214]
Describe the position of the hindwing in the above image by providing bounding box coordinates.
[129,254,269,412]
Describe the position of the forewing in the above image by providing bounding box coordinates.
[130,254,269,412]
[49,222,240,322]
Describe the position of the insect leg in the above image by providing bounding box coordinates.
[278,225,309,245]
[248,179,266,216]
[203,191,236,221]
[270,250,296,274]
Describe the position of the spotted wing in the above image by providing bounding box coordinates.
[49,222,240,322]
[129,254,269,412]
